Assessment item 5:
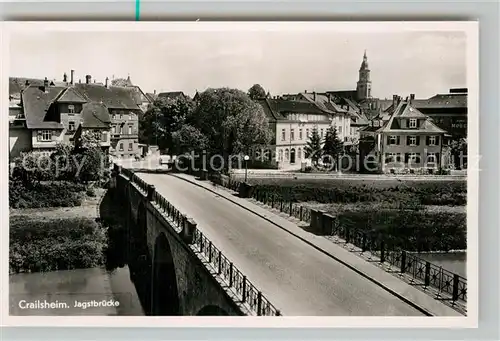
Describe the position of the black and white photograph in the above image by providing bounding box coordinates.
[2,21,478,327]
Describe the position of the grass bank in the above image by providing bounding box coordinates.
[9,216,107,274]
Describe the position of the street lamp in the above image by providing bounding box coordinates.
[244,155,250,183]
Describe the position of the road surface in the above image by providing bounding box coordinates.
[138,173,424,316]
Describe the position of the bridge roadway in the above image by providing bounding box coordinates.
[138,173,425,316]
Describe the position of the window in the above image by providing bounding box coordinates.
[68,104,75,114]
[427,152,437,164]
[409,118,417,128]
[373,120,379,127]
[278,150,283,161]
[120,126,123,134]
[119,143,124,151]
[306,128,310,137]
[128,142,133,151]
[119,111,124,119]
[68,121,75,132]
[338,126,342,134]
[128,114,132,120]
[299,129,303,140]
[427,136,439,146]
[388,135,400,145]
[406,152,421,164]
[320,129,324,138]
[407,136,418,146]
[101,132,107,142]
[38,130,52,142]
[112,126,116,134]
[385,153,402,164]
[128,125,132,135]
[290,129,295,141]
[281,129,286,141]
[285,149,289,161]
[298,147,302,159]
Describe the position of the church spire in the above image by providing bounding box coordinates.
[360,50,369,70]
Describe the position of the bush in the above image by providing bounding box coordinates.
[250,179,466,206]
[9,217,107,273]
[335,209,466,252]
[86,188,96,197]
[9,180,86,208]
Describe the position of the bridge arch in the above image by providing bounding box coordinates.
[196,305,229,316]
[151,232,181,315]
[128,201,153,314]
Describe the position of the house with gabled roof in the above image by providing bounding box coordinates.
[256,95,349,169]
[9,72,147,159]
[359,94,449,174]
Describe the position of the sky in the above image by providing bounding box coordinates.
[9,29,467,99]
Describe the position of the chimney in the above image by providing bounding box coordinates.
[70,70,74,85]
[313,91,316,101]
[392,95,397,107]
[85,75,91,84]
[63,72,67,83]
[410,93,415,103]
[304,90,307,93]
[42,77,49,93]
[153,89,156,95]
[105,77,109,88]
[25,80,29,86]
[79,79,81,84]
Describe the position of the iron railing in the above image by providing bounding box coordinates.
[131,177,283,316]
[218,180,467,306]
[192,229,281,316]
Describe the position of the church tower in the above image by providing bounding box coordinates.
[356,50,372,101]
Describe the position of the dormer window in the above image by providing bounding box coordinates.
[409,118,417,128]
[373,120,379,127]
[68,104,75,114]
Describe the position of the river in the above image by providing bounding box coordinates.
[9,266,144,316]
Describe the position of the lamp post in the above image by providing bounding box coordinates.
[244,155,250,183]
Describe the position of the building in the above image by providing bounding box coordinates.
[412,88,467,138]
[8,72,146,160]
[257,97,348,169]
[74,76,142,160]
[359,94,448,174]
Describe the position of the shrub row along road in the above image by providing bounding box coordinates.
[138,173,424,316]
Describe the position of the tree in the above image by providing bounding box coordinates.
[171,124,208,155]
[304,127,322,166]
[449,137,467,170]
[191,88,272,169]
[322,126,344,171]
[247,84,267,100]
[140,96,195,152]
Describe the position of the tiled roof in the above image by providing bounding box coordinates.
[74,83,141,110]
[157,91,186,100]
[412,94,467,109]
[21,85,66,129]
[257,99,285,122]
[80,102,111,128]
[379,101,447,134]
[326,90,358,100]
[146,92,158,102]
[300,93,348,114]
[56,87,87,103]
[269,98,325,115]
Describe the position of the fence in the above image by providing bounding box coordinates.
[218,178,467,306]
[119,167,281,316]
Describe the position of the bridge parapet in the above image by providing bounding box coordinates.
[116,165,282,316]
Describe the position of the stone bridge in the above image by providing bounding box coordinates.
[113,165,280,316]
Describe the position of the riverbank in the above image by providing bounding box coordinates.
[9,266,143,316]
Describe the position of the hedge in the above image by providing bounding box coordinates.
[9,217,107,273]
[9,180,86,209]
[251,180,466,206]
[335,209,466,252]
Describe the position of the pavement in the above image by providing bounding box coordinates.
[137,172,462,317]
